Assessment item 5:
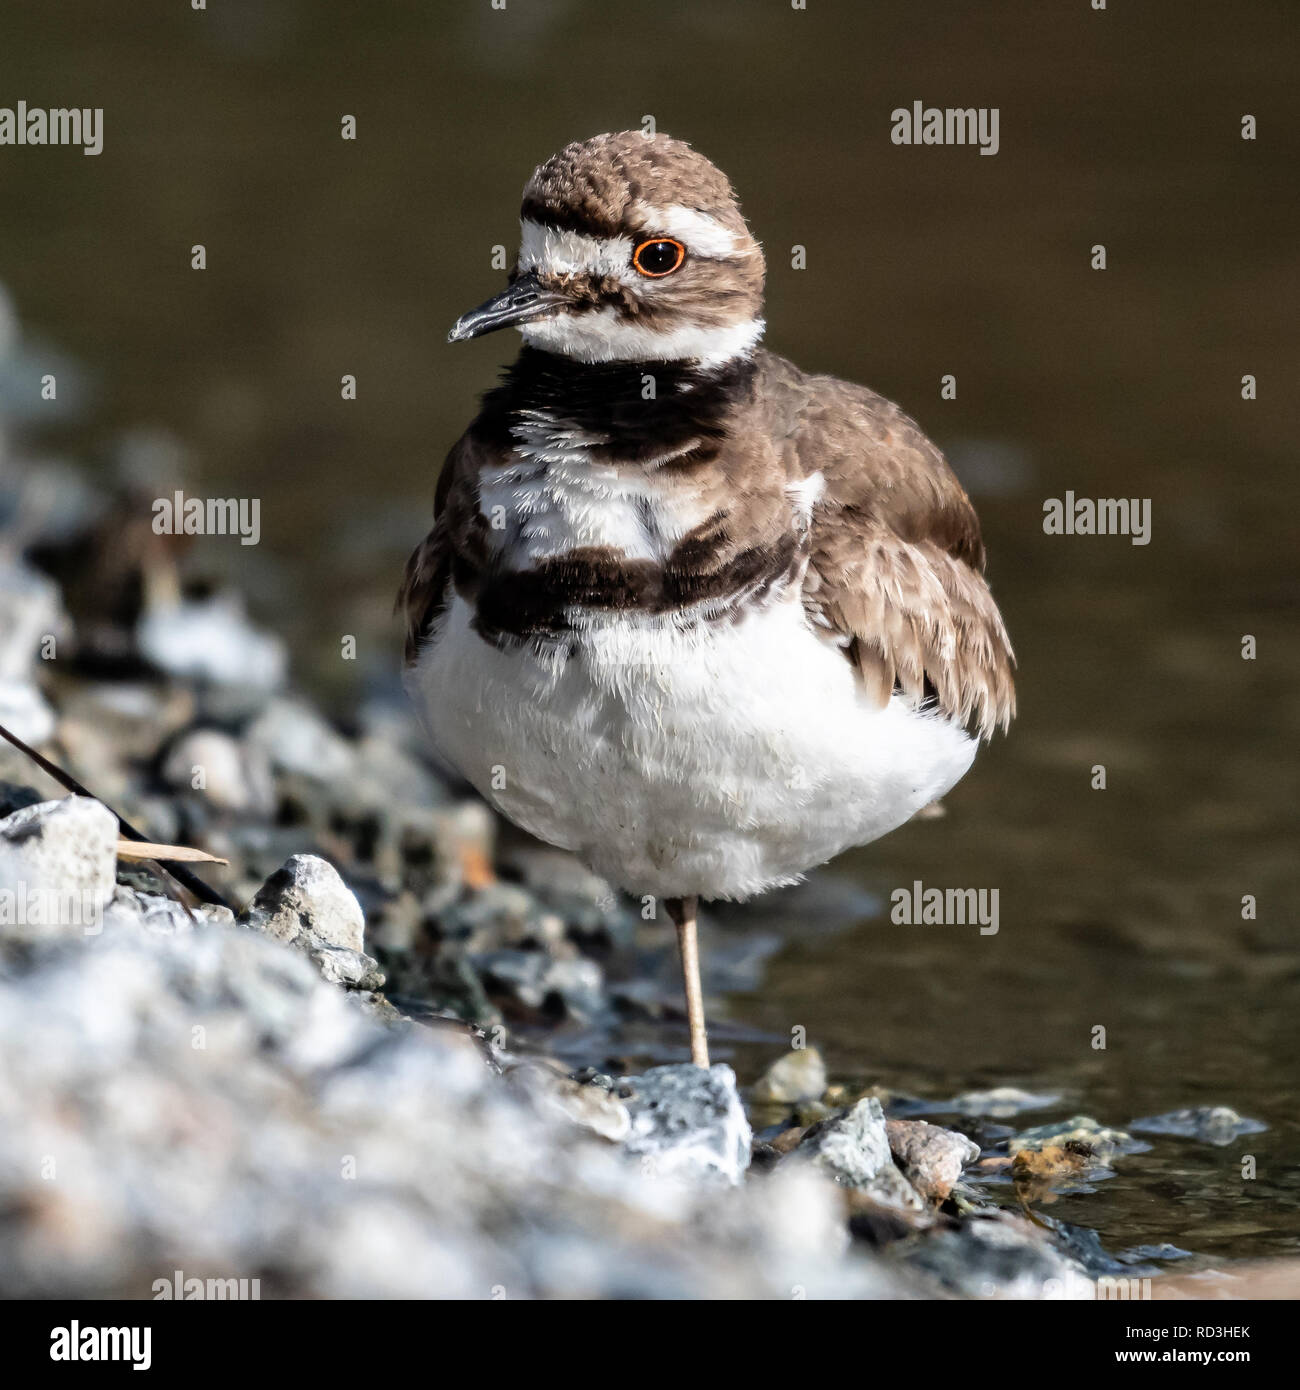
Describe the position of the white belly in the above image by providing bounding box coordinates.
[409,594,977,901]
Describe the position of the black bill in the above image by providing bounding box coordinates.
[447,271,568,343]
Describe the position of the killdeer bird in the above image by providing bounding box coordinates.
[401,133,1014,1067]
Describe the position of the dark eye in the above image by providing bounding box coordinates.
[632,238,686,277]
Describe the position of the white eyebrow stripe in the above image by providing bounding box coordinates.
[517,219,634,279]
[630,202,739,258]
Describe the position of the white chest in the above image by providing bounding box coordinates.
[409,593,976,902]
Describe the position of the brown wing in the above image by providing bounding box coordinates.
[398,432,479,664]
[776,360,1015,739]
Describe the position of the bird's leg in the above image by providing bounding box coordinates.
[666,895,709,1068]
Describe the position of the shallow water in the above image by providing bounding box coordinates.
[3,0,1296,1269]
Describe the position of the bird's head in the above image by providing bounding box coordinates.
[448,132,765,368]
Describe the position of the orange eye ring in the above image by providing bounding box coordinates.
[632,237,686,277]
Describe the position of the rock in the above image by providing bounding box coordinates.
[1007,1141,1102,1198]
[475,947,605,1018]
[240,854,384,990]
[751,1046,828,1106]
[137,592,287,693]
[1003,1114,1145,1159]
[943,1086,1061,1118]
[794,1097,924,1211]
[0,781,42,817]
[1119,1243,1195,1265]
[0,557,64,680]
[619,1063,752,1185]
[894,1211,1092,1299]
[768,1125,807,1156]
[0,678,55,745]
[1041,1217,1160,1278]
[843,1187,935,1244]
[886,1119,980,1201]
[349,731,449,811]
[509,1061,631,1142]
[160,727,276,817]
[538,955,605,1019]
[1129,1106,1267,1147]
[0,795,117,940]
[0,906,901,1298]
[245,698,356,782]
[59,682,195,762]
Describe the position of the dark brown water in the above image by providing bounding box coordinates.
[3,0,1297,1268]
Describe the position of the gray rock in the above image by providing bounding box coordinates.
[620,1063,752,1185]
[795,1097,925,1211]
[348,731,449,811]
[895,1212,1093,1299]
[538,955,605,1019]
[1129,1106,1267,1147]
[245,698,356,782]
[98,884,234,938]
[0,905,900,1298]
[240,854,383,990]
[751,1046,828,1105]
[0,795,117,940]
[1118,1242,1195,1265]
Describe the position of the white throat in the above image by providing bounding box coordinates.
[519,313,764,367]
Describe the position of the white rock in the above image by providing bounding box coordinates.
[0,678,56,746]
[246,698,355,781]
[137,593,286,691]
[240,854,381,990]
[0,558,64,680]
[0,796,117,940]
[161,727,275,816]
[620,1063,752,1186]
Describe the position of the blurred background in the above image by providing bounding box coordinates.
[1,0,1296,1261]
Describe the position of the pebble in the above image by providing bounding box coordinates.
[510,1061,632,1142]
[1129,1106,1267,1146]
[0,795,118,940]
[886,1118,980,1201]
[137,592,287,692]
[943,1086,1061,1118]
[619,1063,753,1185]
[240,853,384,990]
[897,1211,1092,1299]
[0,678,55,745]
[751,1046,828,1106]
[0,557,64,680]
[246,698,356,782]
[160,726,276,817]
[794,1097,925,1211]
[1003,1114,1146,1159]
